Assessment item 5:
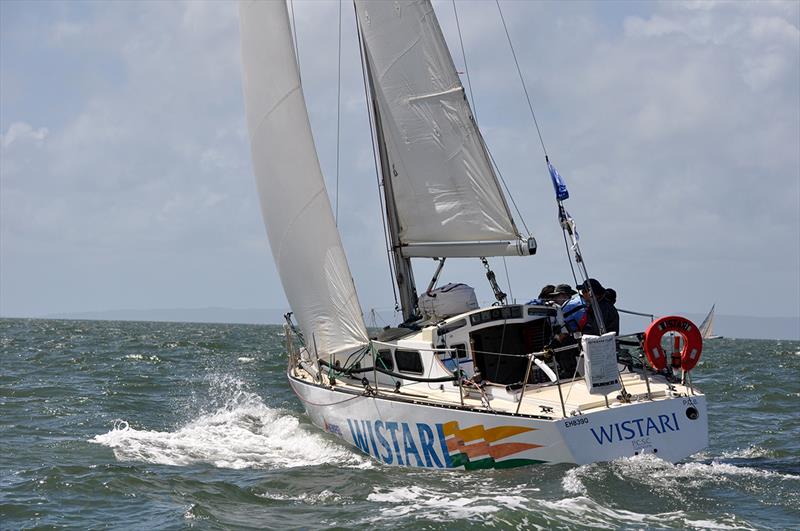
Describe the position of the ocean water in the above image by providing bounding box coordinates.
[1,318,798,530]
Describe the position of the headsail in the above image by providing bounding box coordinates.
[355,0,533,259]
[699,304,716,339]
[239,0,368,354]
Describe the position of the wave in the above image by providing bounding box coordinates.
[90,376,370,470]
[718,446,774,459]
[614,453,799,482]
[361,482,753,530]
[365,484,531,522]
[255,489,342,504]
[550,454,798,529]
[123,354,161,362]
[564,453,798,499]
[538,496,753,530]
[561,466,589,495]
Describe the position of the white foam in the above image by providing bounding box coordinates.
[367,485,527,522]
[540,495,754,530]
[681,461,798,481]
[551,457,775,529]
[719,446,773,459]
[255,489,342,504]
[362,482,748,530]
[577,495,756,530]
[183,504,199,520]
[540,496,658,526]
[123,354,161,362]
[365,485,531,522]
[683,518,754,530]
[91,377,371,470]
[561,465,589,495]
[610,453,799,485]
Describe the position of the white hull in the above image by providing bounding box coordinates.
[288,371,708,470]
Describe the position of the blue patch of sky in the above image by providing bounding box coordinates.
[0,1,126,131]
[588,0,655,31]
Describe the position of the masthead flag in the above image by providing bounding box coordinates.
[548,160,570,201]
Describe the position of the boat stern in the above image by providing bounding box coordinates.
[558,394,708,464]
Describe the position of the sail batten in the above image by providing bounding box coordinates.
[407,86,464,103]
[355,0,525,253]
[239,0,368,354]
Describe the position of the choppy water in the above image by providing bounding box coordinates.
[1,318,798,529]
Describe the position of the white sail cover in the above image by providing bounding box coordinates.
[355,0,521,247]
[239,0,368,354]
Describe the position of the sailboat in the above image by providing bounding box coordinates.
[699,304,723,340]
[238,0,708,469]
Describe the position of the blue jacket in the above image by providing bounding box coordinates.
[562,295,587,333]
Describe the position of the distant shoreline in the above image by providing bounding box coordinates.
[1,308,798,341]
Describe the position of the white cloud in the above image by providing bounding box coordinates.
[51,20,82,43]
[1,0,797,320]
[1,121,49,148]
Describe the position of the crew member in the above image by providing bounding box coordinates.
[576,278,619,335]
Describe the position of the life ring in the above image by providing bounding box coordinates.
[643,316,703,371]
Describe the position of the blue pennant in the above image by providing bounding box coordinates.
[548,161,569,201]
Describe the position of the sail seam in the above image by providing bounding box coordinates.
[274,187,327,267]
[375,35,423,82]
[251,85,302,142]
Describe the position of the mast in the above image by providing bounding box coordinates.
[359,22,419,322]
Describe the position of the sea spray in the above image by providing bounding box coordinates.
[91,374,371,469]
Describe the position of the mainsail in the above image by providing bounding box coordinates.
[355,0,533,259]
[239,0,368,354]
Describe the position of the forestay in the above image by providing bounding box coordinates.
[355,0,529,257]
[239,0,368,354]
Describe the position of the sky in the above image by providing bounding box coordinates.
[1,0,798,326]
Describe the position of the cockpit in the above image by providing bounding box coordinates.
[434,304,580,386]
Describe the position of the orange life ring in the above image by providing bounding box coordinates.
[643,316,703,371]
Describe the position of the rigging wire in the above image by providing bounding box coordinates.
[487,149,530,236]
[502,256,514,303]
[495,0,548,159]
[335,0,342,225]
[451,0,476,110]
[451,1,529,237]
[353,2,400,312]
[561,227,579,286]
[494,0,589,293]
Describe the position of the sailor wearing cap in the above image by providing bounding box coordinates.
[576,278,619,335]
[550,284,576,305]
